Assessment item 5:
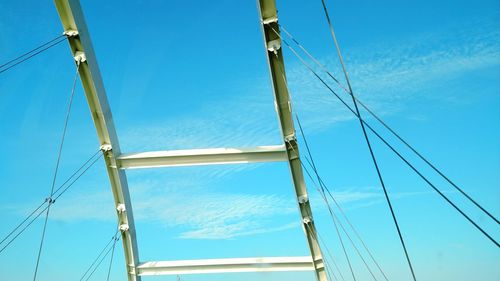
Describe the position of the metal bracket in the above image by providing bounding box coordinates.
[74,51,87,63]
[284,134,296,143]
[100,143,112,152]
[302,216,312,224]
[262,16,278,25]
[119,223,130,232]
[267,39,281,54]
[298,195,309,204]
[117,203,126,213]
[63,29,79,37]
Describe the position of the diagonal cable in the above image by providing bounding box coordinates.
[106,234,119,281]
[295,114,388,280]
[296,142,379,281]
[296,115,389,281]
[32,61,81,281]
[278,24,498,225]
[80,230,120,281]
[272,25,499,247]
[273,50,357,280]
[0,201,46,247]
[317,2,417,279]
[0,35,67,74]
[0,150,102,255]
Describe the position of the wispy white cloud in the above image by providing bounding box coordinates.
[285,23,500,129]
[308,186,436,212]
[120,20,500,152]
[6,20,497,240]
[6,180,435,240]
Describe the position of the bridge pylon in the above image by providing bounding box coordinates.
[53,0,328,280]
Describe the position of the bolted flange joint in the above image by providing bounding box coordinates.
[100,143,112,152]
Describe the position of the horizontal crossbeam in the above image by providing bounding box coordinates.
[117,145,287,169]
[136,256,314,276]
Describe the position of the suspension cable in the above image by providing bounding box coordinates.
[278,24,499,225]
[297,144,379,281]
[79,230,120,281]
[32,61,81,281]
[85,237,119,281]
[106,234,119,281]
[0,35,67,74]
[273,27,499,247]
[318,232,347,281]
[274,53,357,280]
[318,2,418,279]
[296,115,389,281]
[0,150,102,254]
[0,201,46,247]
[303,213,352,281]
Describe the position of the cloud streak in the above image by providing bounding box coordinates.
[5,19,497,240]
[120,21,500,152]
[5,179,435,240]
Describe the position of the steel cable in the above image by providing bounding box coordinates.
[278,24,499,225]
[0,35,67,74]
[275,30,499,247]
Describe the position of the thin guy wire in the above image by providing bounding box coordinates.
[363,123,500,247]
[0,201,46,246]
[0,204,49,254]
[278,33,499,247]
[302,167,348,281]
[303,217,342,281]
[85,237,120,281]
[296,115,389,281]
[0,36,67,74]
[80,230,119,281]
[287,138,359,281]
[275,24,375,280]
[33,62,81,281]
[298,145,378,281]
[80,231,120,281]
[310,165,379,280]
[318,2,418,279]
[301,202,346,281]
[324,258,338,281]
[53,154,103,201]
[279,24,498,225]
[0,35,65,68]
[106,236,119,281]
[274,51,356,281]
[52,149,102,195]
[355,101,499,225]
[323,255,337,281]
[277,21,415,280]
[320,235,346,281]
[0,151,101,254]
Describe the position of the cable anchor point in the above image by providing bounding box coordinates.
[119,224,129,232]
[298,195,309,204]
[267,39,281,55]
[74,51,86,63]
[116,203,126,214]
[302,216,312,224]
[63,29,78,37]
[100,144,112,152]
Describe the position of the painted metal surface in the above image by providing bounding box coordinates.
[137,256,314,276]
[117,145,288,169]
[53,1,141,280]
[257,0,328,280]
[53,0,327,279]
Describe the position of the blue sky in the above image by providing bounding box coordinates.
[0,0,499,280]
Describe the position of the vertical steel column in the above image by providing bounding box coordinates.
[53,1,141,280]
[257,1,328,280]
